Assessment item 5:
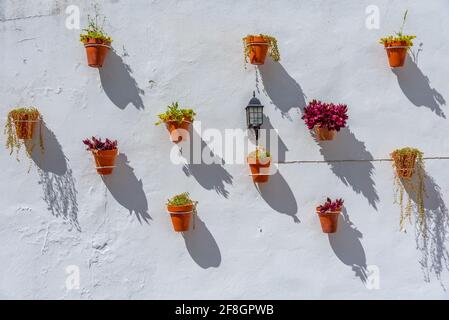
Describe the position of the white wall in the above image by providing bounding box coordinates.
[1,0,449,299]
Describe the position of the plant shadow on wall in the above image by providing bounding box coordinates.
[101,153,151,224]
[99,49,145,110]
[257,58,307,119]
[251,115,299,222]
[30,123,80,231]
[181,129,233,198]
[404,172,449,287]
[260,114,288,162]
[329,208,368,283]
[182,216,221,269]
[392,54,446,118]
[317,128,379,210]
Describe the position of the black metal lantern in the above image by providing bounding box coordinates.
[246,91,264,143]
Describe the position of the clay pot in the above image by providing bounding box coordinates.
[84,38,111,68]
[12,114,39,140]
[245,36,270,65]
[166,120,191,143]
[391,151,417,179]
[316,208,341,233]
[167,203,193,232]
[247,156,271,183]
[314,126,335,141]
[92,149,118,175]
[384,41,409,68]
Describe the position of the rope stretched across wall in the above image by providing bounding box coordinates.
[279,156,449,164]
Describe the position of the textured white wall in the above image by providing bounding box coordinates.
[1,0,449,299]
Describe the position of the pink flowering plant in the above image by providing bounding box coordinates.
[317,198,344,214]
[302,100,348,131]
[83,137,117,151]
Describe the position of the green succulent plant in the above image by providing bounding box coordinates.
[79,4,112,44]
[155,102,196,126]
[248,147,271,161]
[167,192,194,207]
[380,10,416,47]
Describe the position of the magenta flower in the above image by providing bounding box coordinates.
[83,137,118,151]
[302,100,348,131]
[317,198,344,214]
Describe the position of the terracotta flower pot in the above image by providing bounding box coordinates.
[166,120,191,143]
[391,151,417,179]
[84,38,111,68]
[314,126,335,141]
[384,41,409,68]
[316,208,341,233]
[92,149,118,175]
[167,203,193,232]
[12,114,39,140]
[247,156,271,183]
[245,36,270,65]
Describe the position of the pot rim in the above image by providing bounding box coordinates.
[13,118,41,123]
[167,204,194,214]
[166,119,193,125]
[247,156,272,164]
[84,42,112,49]
[91,148,119,156]
[316,208,342,216]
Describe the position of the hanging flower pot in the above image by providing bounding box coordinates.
[83,137,118,175]
[79,7,112,68]
[155,102,196,143]
[83,38,111,68]
[302,100,348,141]
[383,41,410,68]
[314,126,335,141]
[243,34,280,66]
[391,147,425,231]
[166,193,197,232]
[391,147,421,179]
[316,198,344,234]
[380,11,416,68]
[247,147,271,183]
[5,107,44,162]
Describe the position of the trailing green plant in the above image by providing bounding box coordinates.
[243,34,281,64]
[4,107,44,162]
[167,192,194,207]
[379,10,416,47]
[155,102,196,126]
[391,147,426,232]
[248,147,271,161]
[79,4,112,44]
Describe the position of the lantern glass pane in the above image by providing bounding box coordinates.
[246,105,263,127]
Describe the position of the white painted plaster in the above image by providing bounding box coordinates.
[1,0,449,299]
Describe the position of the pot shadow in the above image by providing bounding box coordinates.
[256,171,299,223]
[257,114,289,162]
[182,216,221,269]
[181,129,233,198]
[329,208,368,283]
[318,128,379,210]
[30,122,80,231]
[258,59,307,119]
[101,153,151,224]
[404,172,449,286]
[99,49,145,110]
[392,55,446,118]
